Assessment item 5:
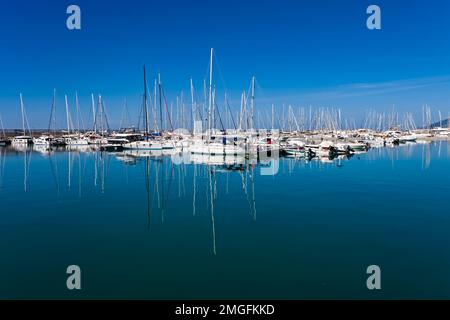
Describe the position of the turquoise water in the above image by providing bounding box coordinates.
[1,142,450,299]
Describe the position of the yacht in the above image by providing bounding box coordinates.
[189,134,246,156]
[123,137,163,150]
[12,135,33,145]
[100,133,142,151]
[33,135,52,146]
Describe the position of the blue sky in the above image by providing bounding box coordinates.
[1,0,450,129]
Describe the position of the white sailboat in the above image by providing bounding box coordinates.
[124,66,164,151]
[188,49,246,156]
[12,94,33,146]
[63,94,90,146]
[34,89,59,147]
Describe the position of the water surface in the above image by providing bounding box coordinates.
[1,142,450,299]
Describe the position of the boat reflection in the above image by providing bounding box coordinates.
[190,153,246,166]
[1,142,449,256]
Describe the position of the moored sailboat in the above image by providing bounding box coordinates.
[12,94,33,146]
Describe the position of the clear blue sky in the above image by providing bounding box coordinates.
[1,0,450,129]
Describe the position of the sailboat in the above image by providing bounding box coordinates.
[12,94,33,146]
[34,89,58,147]
[64,94,90,146]
[188,48,246,156]
[123,66,164,150]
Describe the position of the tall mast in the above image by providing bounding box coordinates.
[212,86,216,130]
[143,65,149,135]
[225,93,228,130]
[271,104,275,130]
[190,78,195,133]
[203,79,207,129]
[75,91,80,133]
[181,91,184,130]
[65,94,70,135]
[52,89,57,134]
[208,48,214,133]
[48,89,57,134]
[19,93,26,135]
[98,95,103,134]
[176,95,179,128]
[91,93,96,134]
[243,91,247,131]
[158,73,163,133]
[154,79,158,131]
[239,91,245,131]
[250,76,255,131]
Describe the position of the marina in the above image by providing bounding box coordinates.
[1,49,449,161]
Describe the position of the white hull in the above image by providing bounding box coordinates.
[12,136,33,145]
[67,138,89,146]
[190,142,246,155]
[398,135,417,143]
[33,136,52,146]
[123,140,163,150]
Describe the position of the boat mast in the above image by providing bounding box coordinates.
[271,104,275,131]
[48,89,57,135]
[19,93,26,136]
[190,78,195,133]
[208,48,214,134]
[65,94,70,135]
[154,79,158,132]
[250,76,255,131]
[181,91,184,130]
[239,91,245,131]
[158,73,163,133]
[143,65,149,136]
[98,95,103,135]
[75,91,80,133]
[91,93,96,134]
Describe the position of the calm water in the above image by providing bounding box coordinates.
[1,142,450,299]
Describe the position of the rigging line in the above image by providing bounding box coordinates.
[79,101,86,132]
[212,50,229,96]
[225,95,237,130]
[214,100,225,131]
[101,99,111,132]
[119,99,126,130]
[197,98,204,122]
[191,81,204,123]
[48,91,55,132]
[161,86,174,131]
[137,94,144,131]
[254,78,270,108]
[24,104,32,135]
